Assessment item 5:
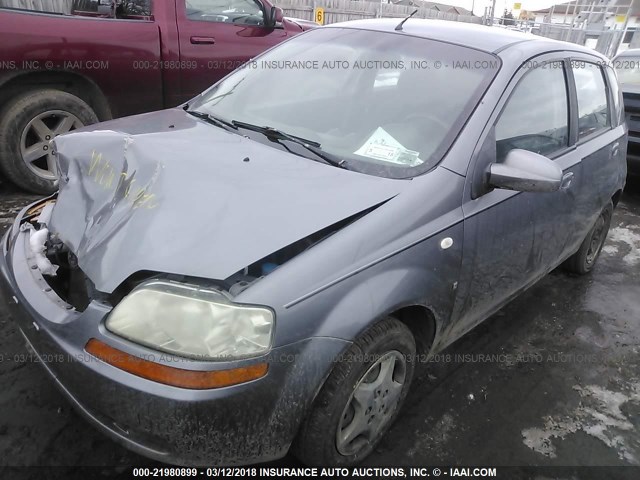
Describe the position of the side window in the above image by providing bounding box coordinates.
[72,0,151,17]
[496,63,569,162]
[118,0,152,16]
[185,0,264,25]
[572,62,610,138]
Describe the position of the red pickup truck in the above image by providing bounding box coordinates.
[0,0,308,193]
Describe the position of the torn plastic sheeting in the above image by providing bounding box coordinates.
[27,226,58,277]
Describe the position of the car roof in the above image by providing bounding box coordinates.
[614,48,640,58]
[327,18,602,56]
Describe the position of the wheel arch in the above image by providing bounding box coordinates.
[0,70,112,121]
[307,300,439,409]
[391,304,437,360]
[612,189,623,208]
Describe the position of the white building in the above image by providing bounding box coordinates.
[533,1,639,29]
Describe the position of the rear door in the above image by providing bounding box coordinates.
[565,56,626,250]
[176,0,289,101]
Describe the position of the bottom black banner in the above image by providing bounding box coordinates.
[1,466,639,480]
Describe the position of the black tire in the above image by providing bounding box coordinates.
[292,317,416,465]
[563,201,613,275]
[0,89,98,194]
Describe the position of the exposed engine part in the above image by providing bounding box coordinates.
[228,278,255,296]
[42,234,92,311]
[23,198,92,312]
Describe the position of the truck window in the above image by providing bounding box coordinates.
[118,0,151,16]
[72,0,151,17]
[185,0,264,25]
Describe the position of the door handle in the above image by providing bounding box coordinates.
[561,172,574,190]
[191,36,215,45]
[611,142,620,159]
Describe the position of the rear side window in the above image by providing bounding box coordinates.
[496,63,569,162]
[571,62,610,138]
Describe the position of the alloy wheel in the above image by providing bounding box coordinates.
[20,110,83,180]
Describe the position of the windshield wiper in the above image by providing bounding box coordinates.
[187,110,238,133]
[231,121,348,169]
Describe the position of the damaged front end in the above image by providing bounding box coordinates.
[0,103,416,466]
[24,193,383,313]
[20,198,94,312]
[1,196,351,465]
[44,113,402,298]
[0,108,410,465]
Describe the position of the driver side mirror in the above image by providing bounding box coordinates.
[488,149,563,193]
[265,6,284,27]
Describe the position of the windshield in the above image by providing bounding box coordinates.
[614,56,640,85]
[190,28,500,178]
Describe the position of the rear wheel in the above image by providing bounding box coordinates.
[0,89,98,194]
[563,201,613,274]
[292,317,415,465]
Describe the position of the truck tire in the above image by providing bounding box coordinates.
[292,317,416,465]
[0,89,98,194]
[563,201,613,275]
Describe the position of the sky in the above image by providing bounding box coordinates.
[447,0,559,15]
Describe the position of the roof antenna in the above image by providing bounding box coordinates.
[395,9,418,31]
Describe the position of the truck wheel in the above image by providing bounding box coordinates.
[0,89,98,194]
[563,201,613,275]
[292,317,415,465]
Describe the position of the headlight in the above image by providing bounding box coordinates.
[105,280,274,360]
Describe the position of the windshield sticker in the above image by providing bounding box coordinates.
[354,127,423,167]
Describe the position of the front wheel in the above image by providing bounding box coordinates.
[563,201,613,274]
[292,317,415,465]
[0,89,98,194]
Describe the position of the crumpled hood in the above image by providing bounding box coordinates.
[49,109,404,293]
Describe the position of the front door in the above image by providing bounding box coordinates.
[450,57,581,338]
[177,0,289,101]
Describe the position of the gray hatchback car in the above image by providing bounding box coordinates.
[0,19,627,466]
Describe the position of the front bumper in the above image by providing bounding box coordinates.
[0,211,348,466]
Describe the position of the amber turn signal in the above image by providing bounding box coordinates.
[85,338,268,389]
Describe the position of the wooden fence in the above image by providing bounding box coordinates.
[0,0,482,24]
[279,0,482,25]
